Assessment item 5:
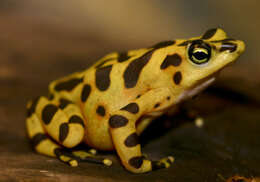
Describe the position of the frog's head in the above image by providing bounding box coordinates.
[173,28,245,102]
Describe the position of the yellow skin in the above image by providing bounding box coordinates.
[26,28,245,173]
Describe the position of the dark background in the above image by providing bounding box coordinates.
[0,1,260,181]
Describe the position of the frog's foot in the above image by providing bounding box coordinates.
[55,148,112,167]
[151,156,174,171]
[54,148,79,167]
[72,150,112,166]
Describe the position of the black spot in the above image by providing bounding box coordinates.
[118,52,131,62]
[154,103,160,108]
[210,38,235,43]
[220,42,237,53]
[42,104,58,125]
[54,148,71,158]
[124,133,139,147]
[109,115,128,128]
[202,28,217,39]
[129,156,144,169]
[229,179,246,182]
[54,148,62,156]
[178,40,191,46]
[121,103,139,114]
[54,77,83,92]
[31,133,47,148]
[173,71,182,85]
[151,161,166,171]
[123,50,153,88]
[192,95,198,100]
[160,53,182,69]
[81,84,91,102]
[95,65,113,91]
[27,97,40,117]
[59,98,71,109]
[167,96,171,100]
[69,115,85,127]
[234,179,246,182]
[59,123,69,142]
[95,58,114,68]
[166,158,172,164]
[151,40,175,49]
[48,94,54,100]
[136,95,141,99]
[96,105,106,116]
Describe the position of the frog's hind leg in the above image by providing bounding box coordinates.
[26,97,112,166]
[26,104,79,166]
[29,96,85,148]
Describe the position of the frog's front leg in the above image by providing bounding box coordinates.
[109,88,174,173]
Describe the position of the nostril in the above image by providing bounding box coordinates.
[220,42,237,52]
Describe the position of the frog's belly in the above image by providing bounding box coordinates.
[83,119,115,151]
[82,109,163,151]
[82,114,162,151]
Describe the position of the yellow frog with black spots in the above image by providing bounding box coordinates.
[26,28,245,173]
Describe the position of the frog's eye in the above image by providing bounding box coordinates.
[188,41,211,65]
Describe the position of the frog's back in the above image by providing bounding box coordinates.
[48,47,152,109]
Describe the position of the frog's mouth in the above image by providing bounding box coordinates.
[175,72,219,104]
[195,71,220,88]
[188,76,217,97]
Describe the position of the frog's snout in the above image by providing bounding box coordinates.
[219,39,245,54]
[236,40,246,54]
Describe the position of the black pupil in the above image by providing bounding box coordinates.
[193,51,208,60]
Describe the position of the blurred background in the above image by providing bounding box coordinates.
[0,0,259,90]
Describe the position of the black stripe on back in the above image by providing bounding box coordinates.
[123,50,153,88]
[95,58,115,68]
[54,77,83,92]
[202,28,217,39]
[118,52,131,63]
[81,84,91,102]
[151,40,175,49]
[95,65,113,91]
[178,40,191,46]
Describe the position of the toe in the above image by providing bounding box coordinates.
[103,159,112,166]
[89,149,97,155]
[167,156,174,163]
[69,160,78,167]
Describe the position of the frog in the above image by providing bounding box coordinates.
[26,28,245,173]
